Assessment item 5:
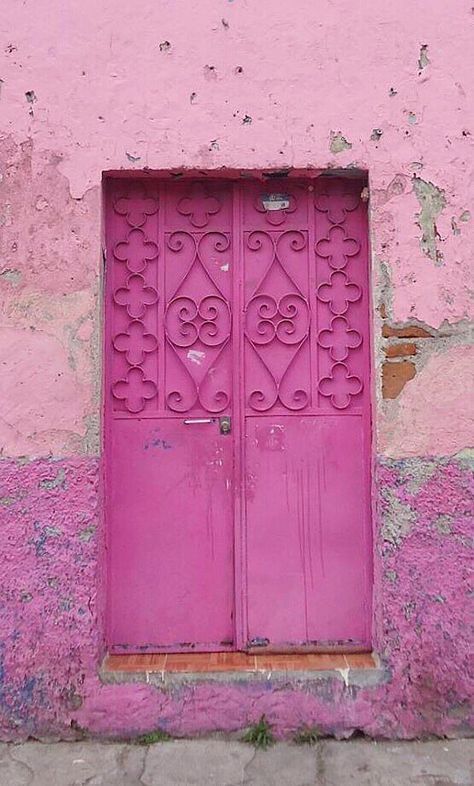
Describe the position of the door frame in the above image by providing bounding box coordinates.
[101,171,374,654]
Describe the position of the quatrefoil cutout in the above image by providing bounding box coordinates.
[113,274,158,319]
[318,316,362,361]
[318,362,363,409]
[114,191,158,227]
[112,367,157,413]
[314,191,359,224]
[315,225,360,270]
[113,320,158,366]
[317,271,362,315]
[177,184,221,228]
[114,228,159,273]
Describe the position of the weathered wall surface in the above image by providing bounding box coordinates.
[0,0,473,739]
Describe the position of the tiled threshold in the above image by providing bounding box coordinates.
[101,652,378,679]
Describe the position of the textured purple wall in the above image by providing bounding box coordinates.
[0,457,472,740]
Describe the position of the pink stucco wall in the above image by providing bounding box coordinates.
[0,0,473,739]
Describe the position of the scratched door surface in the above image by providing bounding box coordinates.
[105,178,372,653]
[106,181,235,651]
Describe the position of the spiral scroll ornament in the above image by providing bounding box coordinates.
[245,230,311,412]
[164,228,232,413]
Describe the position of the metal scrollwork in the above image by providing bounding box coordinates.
[112,320,158,366]
[113,228,159,274]
[317,270,361,315]
[111,186,160,414]
[246,294,309,345]
[177,183,222,228]
[166,296,231,348]
[113,274,158,319]
[318,363,363,410]
[164,228,232,413]
[315,225,360,271]
[315,188,364,410]
[245,230,310,412]
[318,316,362,362]
[114,188,158,228]
[314,189,359,225]
[112,367,157,413]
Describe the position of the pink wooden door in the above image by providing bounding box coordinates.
[105,178,372,653]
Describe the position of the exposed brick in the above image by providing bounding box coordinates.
[379,303,387,319]
[382,324,432,339]
[382,360,416,398]
[384,343,417,358]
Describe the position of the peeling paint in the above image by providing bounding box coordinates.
[329,132,352,154]
[79,525,96,543]
[380,346,474,458]
[412,177,446,264]
[433,514,452,535]
[187,349,205,365]
[38,468,66,490]
[0,268,22,285]
[418,44,430,71]
[380,489,417,545]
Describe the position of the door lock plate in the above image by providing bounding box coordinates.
[219,416,231,435]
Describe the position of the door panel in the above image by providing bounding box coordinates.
[106,181,235,652]
[241,179,371,650]
[108,419,234,649]
[245,416,370,649]
[105,177,372,653]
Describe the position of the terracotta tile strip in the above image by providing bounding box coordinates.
[104,651,376,674]
[344,652,376,669]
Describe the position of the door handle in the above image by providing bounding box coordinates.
[182,416,231,435]
[184,418,215,425]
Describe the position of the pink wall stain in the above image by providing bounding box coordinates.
[0,327,92,457]
[0,0,473,740]
[1,3,473,457]
[380,346,474,458]
[2,2,473,329]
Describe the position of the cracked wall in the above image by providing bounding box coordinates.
[0,0,473,740]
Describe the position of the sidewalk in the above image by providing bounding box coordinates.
[0,738,472,785]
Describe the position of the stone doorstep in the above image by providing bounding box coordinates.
[100,651,389,687]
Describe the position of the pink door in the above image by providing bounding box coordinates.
[105,178,372,653]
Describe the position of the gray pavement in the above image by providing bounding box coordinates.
[0,738,472,785]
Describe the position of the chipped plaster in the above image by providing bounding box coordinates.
[413,177,447,264]
[329,132,352,154]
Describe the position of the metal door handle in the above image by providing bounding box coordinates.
[183,416,231,435]
[184,418,215,425]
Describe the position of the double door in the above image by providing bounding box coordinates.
[105,177,372,653]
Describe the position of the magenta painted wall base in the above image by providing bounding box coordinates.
[0,457,471,740]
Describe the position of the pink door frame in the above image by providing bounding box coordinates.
[104,175,374,654]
